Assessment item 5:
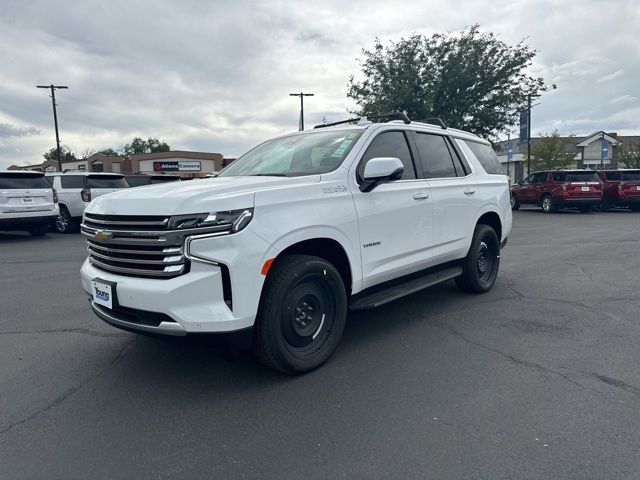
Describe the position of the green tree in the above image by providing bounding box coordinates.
[43,145,77,163]
[123,137,171,155]
[618,142,640,168]
[97,148,120,156]
[347,25,546,140]
[531,131,576,170]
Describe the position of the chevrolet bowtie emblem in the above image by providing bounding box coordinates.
[94,230,112,242]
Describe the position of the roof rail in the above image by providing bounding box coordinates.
[314,111,411,129]
[414,117,447,129]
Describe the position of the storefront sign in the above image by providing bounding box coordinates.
[153,161,201,172]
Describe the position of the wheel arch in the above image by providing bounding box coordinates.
[476,211,502,242]
[271,237,354,295]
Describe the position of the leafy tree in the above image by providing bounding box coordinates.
[123,137,171,155]
[97,148,120,156]
[618,142,640,168]
[347,25,546,141]
[43,145,77,163]
[531,131,576,170]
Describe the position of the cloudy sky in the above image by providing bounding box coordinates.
[1,0,638,168]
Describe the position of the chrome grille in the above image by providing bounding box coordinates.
[82,214,190,279]
[86,239,187,278]
[83,213,170,231]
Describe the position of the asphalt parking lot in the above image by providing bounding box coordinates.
[1,209,640,479]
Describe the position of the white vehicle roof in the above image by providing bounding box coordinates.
[0,170,45,175]
[45,171,124,177]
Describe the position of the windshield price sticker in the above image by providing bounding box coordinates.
[332,139,353,158]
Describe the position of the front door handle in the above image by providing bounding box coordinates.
[464,188,477,195]
[413,192,430,200]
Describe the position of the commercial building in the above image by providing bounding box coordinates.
[9,151,231,177]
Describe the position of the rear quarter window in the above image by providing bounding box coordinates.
[0,173,51,189]
[464,141,504,175]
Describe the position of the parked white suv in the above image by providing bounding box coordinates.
[0,171,59,236]
[46,172,129,233]
[80,115,512,373]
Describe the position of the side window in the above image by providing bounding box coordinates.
[414,133,457,178]
[605,171,621,181]
[45,176,54,187]
[552,172,565,182]
[464,141,504,175]
[522,175,533,184]
[61,175,85,189]
[534,173,548,183]
[359,131,416,180]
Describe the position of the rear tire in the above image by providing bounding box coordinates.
[510,197,520,210]
[252,255,347,374]
[630,205,640,212]
[599,200,610,212]
[55,206,78,233]
[541,195,556,213]
[28,224,49,237]
[455,225,500,294]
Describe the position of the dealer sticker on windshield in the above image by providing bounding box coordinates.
[91,279,113,309]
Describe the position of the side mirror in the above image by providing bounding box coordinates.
[360,157,404,192]
[517,180,523,185]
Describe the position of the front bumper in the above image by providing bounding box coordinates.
[81,226,276,334]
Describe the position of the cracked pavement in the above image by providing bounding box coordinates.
[1,209,640,479]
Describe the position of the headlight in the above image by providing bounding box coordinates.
[169,208,253,233]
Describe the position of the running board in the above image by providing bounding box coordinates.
[349,266,463,310]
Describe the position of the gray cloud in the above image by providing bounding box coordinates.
[0,123,39,138]
[0,0,639,168]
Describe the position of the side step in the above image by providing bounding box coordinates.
[349,266,463,310]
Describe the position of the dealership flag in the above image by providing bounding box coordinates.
[519,111,529,143]
[601,138,609,161]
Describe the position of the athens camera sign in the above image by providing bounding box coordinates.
[153,161,201,172]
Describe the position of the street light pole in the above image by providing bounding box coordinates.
[289,92,314,131]
[37,84,68,172]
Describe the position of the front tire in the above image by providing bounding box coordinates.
[541,195,556,213]
[455,225,500,294]
[252,255,347,374]
[510,196,520,210]
[28,224,49,237]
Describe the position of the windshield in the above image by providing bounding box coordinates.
[622,171,640,181]
[87,175,128,188]
[565,172,600,182]
[219,130,364,177]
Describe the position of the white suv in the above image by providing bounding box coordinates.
[80,115,512,373]
[46,172,129,233]
[0,170,59,236]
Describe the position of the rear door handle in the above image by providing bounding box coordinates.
[413,192,430,200]
[464,188,477,195]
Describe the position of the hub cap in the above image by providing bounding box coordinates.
[543,197,551,211]
[282,275,335,354]
[56,210,69,232]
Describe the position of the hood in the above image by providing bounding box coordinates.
[87,175,320,216]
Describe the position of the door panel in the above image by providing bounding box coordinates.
[351,130,433,289]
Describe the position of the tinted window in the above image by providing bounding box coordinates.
[359,131,416,180]
[534,172,548,183]
[565,172,600,182]
[621,171,640,181]
[0,173,50,189]
[61,175,85,189]
[87,175,128,188]
[552,172,565,182]
[414,133,457,178]
[45,176,55,186]
[125,176,151,187]
[465,141,504,174]
[605,171,621,181]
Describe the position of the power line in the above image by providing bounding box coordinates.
[37,84,69,172]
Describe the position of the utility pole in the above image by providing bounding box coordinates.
[526,84,557,176]
[289,92,314,131]
[526,94,532,176]
[37,84,68,172]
